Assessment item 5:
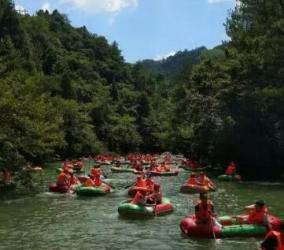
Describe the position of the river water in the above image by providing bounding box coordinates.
[0,161,283,250]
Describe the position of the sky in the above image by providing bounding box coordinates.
[14,0,236,63]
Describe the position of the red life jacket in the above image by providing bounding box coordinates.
[84,178,95,187]
[135,179,146,187]
[196,200,213,222]
[56,172,69,186]
[187,176,196,185]
[145,179,154,188]
[91,168,101,177]
[263,231,284,250]
[226,165,236,175]
[248,206,268,225]
[131,191,145,205]
[94,176,102,187]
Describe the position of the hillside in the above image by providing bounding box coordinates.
[136,47,207,78]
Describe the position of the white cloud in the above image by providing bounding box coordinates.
[208,0,233,3]
[154,51,176,61]
[41,2,51,12]
[61,0,138,14]
[15,4,25,12]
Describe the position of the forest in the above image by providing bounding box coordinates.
[0,0,283,179]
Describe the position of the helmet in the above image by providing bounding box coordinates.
[255,200,265,207]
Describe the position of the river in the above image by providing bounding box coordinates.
[0,161,283,250]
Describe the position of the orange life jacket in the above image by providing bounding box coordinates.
[131,191,145,205]
[94,176,102,187]
[263,231,284,250]
[187,176,196,185]
[226,165,236,175]
[135,178,146,187]
[145,179,154,188]
[196,200,213,222]
[56,172,70,186]
[91,168,101,177]
[84,178,95,187]
[248,206,268,225]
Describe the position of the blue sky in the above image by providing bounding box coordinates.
[14,0,236,62]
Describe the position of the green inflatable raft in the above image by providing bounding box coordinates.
[220,224,267,237]
[75,184,111,196]
[118,197,174,219]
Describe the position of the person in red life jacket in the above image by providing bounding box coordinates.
[135,176,146,187]
[145,175,154,190]
[195,193,216,224]
[261,225,284,250]
[187,173,196,185]
[225,161,236,176]
[94,175,103,187]
[131,191,146,206]
[63,160,73,170]
[90,166,101,177]
[56,168,71,191]
[247,200,270,227]
[197,172,216,190]
[146,183,162,204]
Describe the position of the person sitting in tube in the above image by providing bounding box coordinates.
[131,191,146,206]
[195,193,215,224]
[146,183,162,205]
[246,200,270,228]
[197,172,216,190]
[261,224,284,250]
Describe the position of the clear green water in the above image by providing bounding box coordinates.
[0,161,283,250]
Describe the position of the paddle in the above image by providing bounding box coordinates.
[210,218,217,240]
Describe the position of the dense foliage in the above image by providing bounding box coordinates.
[169,0,284,179]
[0,0,283,179]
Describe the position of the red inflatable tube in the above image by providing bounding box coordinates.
[180,184,210,194]
[180,216,221,238]
[155,203,174,215]
[48,183,69,193]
